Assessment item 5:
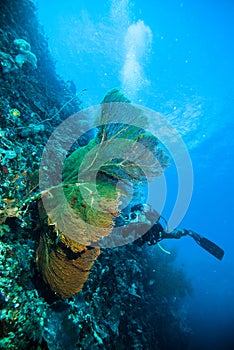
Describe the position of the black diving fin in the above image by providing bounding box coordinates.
[185,229,224,260]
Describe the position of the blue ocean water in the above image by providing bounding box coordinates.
[37,0,234,348]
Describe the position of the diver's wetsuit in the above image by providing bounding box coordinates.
[134,222,188,247]
[119,204,224,260]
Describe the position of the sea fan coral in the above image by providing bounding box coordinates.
[36,233,100,298]
[36,89,169,297]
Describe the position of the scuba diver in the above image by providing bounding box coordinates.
[116,203,224,261]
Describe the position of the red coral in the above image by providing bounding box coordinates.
[1,165,9,174]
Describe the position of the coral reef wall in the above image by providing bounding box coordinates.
[0,1,192,349]
[0,0,81,126]
[0,0,82,218]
